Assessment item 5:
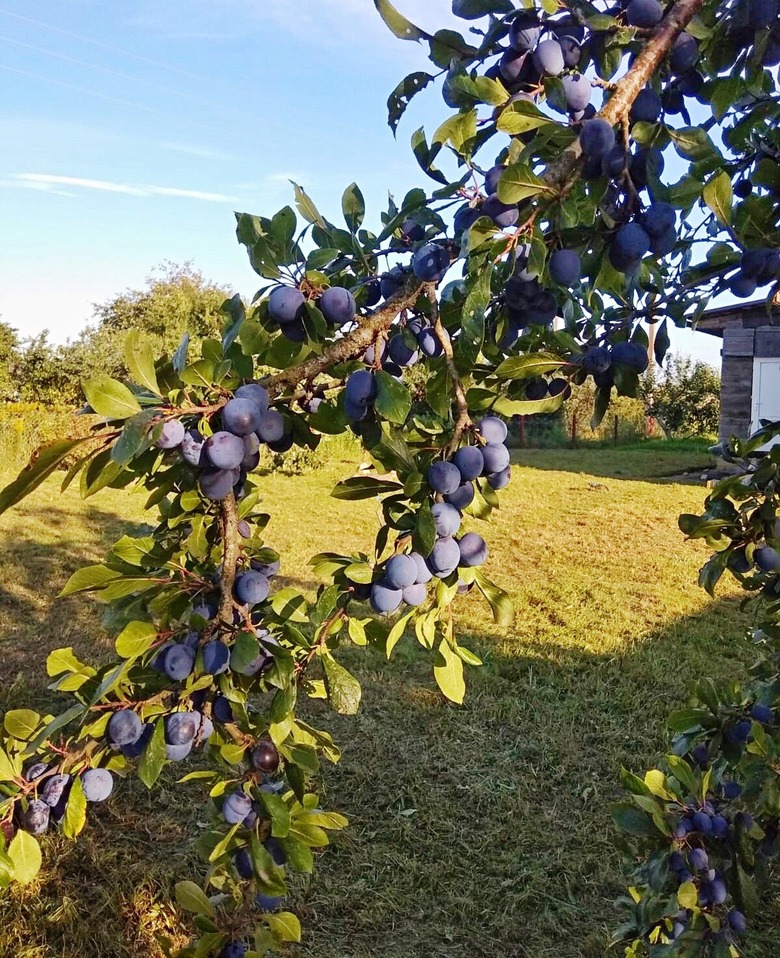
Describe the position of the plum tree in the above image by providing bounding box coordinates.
[0,0,779,955]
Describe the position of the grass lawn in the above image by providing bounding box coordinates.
[0,442,775,958]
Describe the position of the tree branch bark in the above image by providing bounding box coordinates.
[265,278,430,398]
[431,298,472,452]
[218,492,240,630]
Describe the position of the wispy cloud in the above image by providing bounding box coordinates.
[161,142,237,161]
[6,173,236,203]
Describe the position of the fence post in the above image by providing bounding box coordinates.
[613,414,619,444]
[518,415,526,447]
[571,412,577,445]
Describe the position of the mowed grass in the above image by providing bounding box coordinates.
[1,443,776,958]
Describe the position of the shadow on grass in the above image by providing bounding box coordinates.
[512,445,713,483]
[2,588,776,958]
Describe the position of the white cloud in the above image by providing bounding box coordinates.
[6,173,236,203]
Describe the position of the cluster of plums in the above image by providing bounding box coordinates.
[369,417,510,614]
[18,763,115,836]
[728,247,780,298]
[581,339,649,383]
[156,383,293,501]
[267,283,357,342]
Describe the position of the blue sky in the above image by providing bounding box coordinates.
[0,0,721,365]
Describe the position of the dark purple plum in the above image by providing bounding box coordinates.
[453,445,485,481]
[200,468,239,501]
[626,0,663,27]
[107,709,143,746]
[268,287,305,324]
[549,249,582,285]
[532,38,565,76]
[251,740,280,773]
[412,243,450,283]
[428,461,462,495]
[579,119,616,158]
[384,554,418,590]
[483,194,519,229]
[670,32,698,72]
[345,370,377,407]
[201,640,230,675]
[630,88,662,124]
[458,532,488,567]
[223,398,261,437]
[319,287,356,326]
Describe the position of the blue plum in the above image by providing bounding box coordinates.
[478,416,508,444]
[487,466,511,490]
[205,432,245,470]
[626,0,663,27]
[180,429,207,466]
[370,581,403,615]
[549,249,582,285]
[107,709,143,747]
[427,537,461,577]
[410,552,433,584]
[166,712,200,745]
[202,641,231,675]
[579,119,616,158]
[431,502,462,538]
[428,461,462,495]
[458,533,488,567]
[412,243,451,283]
[21,799,50,835]
[385,554,418,590]
[163,644,196,681]
[41,774,71,808]
[223,398,261,437]
[345,370,377,407]
[320,287,356,326]
[257,410,286,443]
[81,768,113,802]
[156,419,185,450]
[532,38,565,76]
[453,445,485,481]
[402,583,427,606]
[223,790,253,825]
[235,383,269,414]
[481,443,510,474]
[445,481,475,511]
[234,571,270,605]
[268,287,305,324]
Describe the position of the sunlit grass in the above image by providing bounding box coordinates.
[1,443,775,957]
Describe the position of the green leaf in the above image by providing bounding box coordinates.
[495,352,567,380]
[450,0,513,16]
[473,570,514,627]
[665,755,696,793]
[497,162,552,204]
[342,182,365,233]
[111,410,157,467]
[125,331,161,395]
[434,638,465,704]
[83,374,142,420]
[414,499,436,556]
[386,610,414,658]
[3,709,40,741]
[115,621,157,659]
[373,0,429,41]
[331,476,403,500]
[0,747,20,781]
[59,565,121,597]
[61,775,87,839]
[667,708,708,733]
[46,647,89,678]
[291,182,325,228]
[7,829,41,884]
[138,719,166,788]
[668,126,719,162]
[175,880,216,917]
[610,802,658,838]
[278,837,314,873]
[677,881,698,909]
[258,792,291,839]
[702,170,732,226]
[496,101,556,137]
[0,436,95,517]
[374,370,412,425]
[264,912,301,943]
[387,70,433,134]
[322,654,362,715]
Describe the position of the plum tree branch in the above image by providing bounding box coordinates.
[264,278,430,398]
[431,298,472,452]
[545,0,706,191]
[217,492,240,629]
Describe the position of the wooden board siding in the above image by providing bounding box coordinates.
[723,327,755,357]
[755,329,780,357]
[720,356,754,441]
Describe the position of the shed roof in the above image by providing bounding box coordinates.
[697,299,780,338]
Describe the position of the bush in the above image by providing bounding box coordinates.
[643,355,721,439]
[0,403,95,471]
[613,426,780,955]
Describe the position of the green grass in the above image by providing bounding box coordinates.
[0,444,775,958]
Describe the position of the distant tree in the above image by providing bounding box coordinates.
[0,321,20,401]
[643,354,721,438]
[7,264,232,406]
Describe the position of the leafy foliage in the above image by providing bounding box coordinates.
[0,0,779,955]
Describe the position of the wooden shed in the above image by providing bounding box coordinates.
[697,300,780,443]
